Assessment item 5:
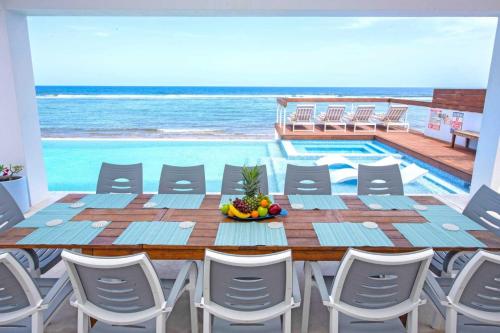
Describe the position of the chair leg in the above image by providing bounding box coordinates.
[407,308,418,333]
[156,314,166,333]
[301,263,312,333]
[445,308,458,333]
[203,310,211,333]
[283,310,292,333]
[32,311,44,333]
[329,309,339,333]
[189,269,199,333]
[77,310,89,333]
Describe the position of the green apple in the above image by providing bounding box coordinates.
[257,206,268,217]
[220,204,230,215]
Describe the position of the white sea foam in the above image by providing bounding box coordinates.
[157,128,223,134]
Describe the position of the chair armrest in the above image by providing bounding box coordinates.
[194,261,204,307]
[292,265,301,307]
[166,261,198,311]
[306,261,331,305]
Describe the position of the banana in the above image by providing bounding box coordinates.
[229,205,251,219]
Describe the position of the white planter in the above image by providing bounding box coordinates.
[1,177,30,213]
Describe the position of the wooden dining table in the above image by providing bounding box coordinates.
[1,194,499,261]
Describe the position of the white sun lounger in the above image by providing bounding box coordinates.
[288,104,316,132]
[316,155,401,169]
[373,105,410,132]
[344,105,376,132]
[330,162,428,184]
[317,105,347,132]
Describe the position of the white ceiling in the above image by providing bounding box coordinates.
[1,0,500,16]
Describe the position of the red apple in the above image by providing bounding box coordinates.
[268,203,282,215]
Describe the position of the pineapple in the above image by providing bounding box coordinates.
[242,166,262,211]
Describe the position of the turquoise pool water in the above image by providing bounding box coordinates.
[42,139,469,194]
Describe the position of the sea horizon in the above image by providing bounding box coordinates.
[36,85,434,139]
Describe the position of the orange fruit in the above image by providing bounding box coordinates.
[250,210,259,219]
[260,199,269,208]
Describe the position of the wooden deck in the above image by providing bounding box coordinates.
[275,124,475,182]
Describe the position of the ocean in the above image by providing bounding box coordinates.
[36,86,433,138]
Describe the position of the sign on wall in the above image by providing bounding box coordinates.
[450,112,464,132]
[428,108,442,130]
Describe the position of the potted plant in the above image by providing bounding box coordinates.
[0,164,30,212]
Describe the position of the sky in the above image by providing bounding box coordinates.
[27,17,498,87]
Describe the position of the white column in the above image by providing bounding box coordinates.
[471,19,500,193]
[0,10,48,205]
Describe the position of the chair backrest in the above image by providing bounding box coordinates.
[295,104,315,121]
[96,162,143,194]
[447,250,500,322]
[384,106,408,122]
[463,185,500,235]
[357,164,404,195]
[331,249,433,318]
[0,253,42,322]
[203,249,292,319]
[352,105,375,121]
[284,164,332,195]
[62,250,164,321]
[158,164,206,194]
[0,184,24,231]
[325,105,346,121]
[220,164,269,195]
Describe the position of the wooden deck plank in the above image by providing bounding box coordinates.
[275,124,475,182]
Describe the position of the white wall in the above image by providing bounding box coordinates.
[0,9,47,205]
[424,110,482,149]
[471,19,500,193]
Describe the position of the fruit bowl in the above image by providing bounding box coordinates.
[220,166,286,222]
[220,196,285,222]
[226,209,288,222]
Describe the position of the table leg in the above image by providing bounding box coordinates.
[465,138,470,148]
[451,134,456,148]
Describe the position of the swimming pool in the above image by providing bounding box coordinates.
[42,139,469,194]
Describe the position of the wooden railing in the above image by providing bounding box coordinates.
[275,96,432,133]
[275,90,486,133]
[276,97,432,108]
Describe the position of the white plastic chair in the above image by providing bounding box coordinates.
[317,105,347,132]
[0,252,72,333]
[62,250,198,333]
[196,249,301,333]
[424,250,500,332]
[289,104,316,132]
[302,248,433,333]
